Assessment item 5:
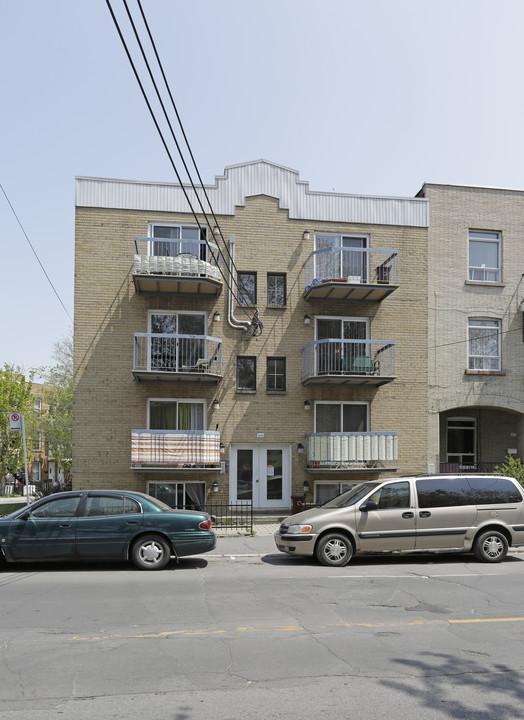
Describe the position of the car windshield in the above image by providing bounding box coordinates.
[321,482,380,508]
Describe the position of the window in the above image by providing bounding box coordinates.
[416,477,472,508]
[447,417,476,466]
[148,400,205,430]
[468,318,501,370]
[368,481,410,510]
[316,316,369,374]
[148,481,206,510]
[148,311,206,371]
[33,398,42,415]
[469,231,501,282]
[32,495,81,518]
[468,477,523,504]
[31,461,41,483]
[315,482,354,505]
[150,223,207,260]
[267,357,286,391]
[237,357,256,390]
[32,433,42,452]
[315,233,368,281]
[237,272,257,305]
[267,273,286,306]
[315,402,368,433]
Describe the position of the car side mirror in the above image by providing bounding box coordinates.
[18,511,30,521]
[359,500,378,512]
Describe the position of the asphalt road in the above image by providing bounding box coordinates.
[1,545,524,720]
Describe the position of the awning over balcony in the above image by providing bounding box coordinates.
[131,430,221,470]
[306,432,398,471]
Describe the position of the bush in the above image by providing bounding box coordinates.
[494,455,524,487]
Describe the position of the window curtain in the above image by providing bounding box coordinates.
[150,402,178,430]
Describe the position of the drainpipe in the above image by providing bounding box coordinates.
[228,236,251,332]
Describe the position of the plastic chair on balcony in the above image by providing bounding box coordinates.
[181,356,215,373]
[350,356,379,375]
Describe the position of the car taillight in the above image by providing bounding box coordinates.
[199,518,212,530]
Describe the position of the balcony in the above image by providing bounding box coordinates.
[131,430,221,470]
[133,333,222,383]
[306,432,398,471]
[302,339,395,386]
[303,247,398,302]
[133,238,222,296]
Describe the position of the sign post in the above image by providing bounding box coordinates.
[9,413,30,506]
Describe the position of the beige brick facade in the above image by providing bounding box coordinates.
[74,161,430,509]
[420,183,524,471]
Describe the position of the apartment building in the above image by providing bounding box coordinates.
[73,160,429,511]
[419,183,524,474]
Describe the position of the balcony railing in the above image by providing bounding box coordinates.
[439,462,502,474]
[131,430,221,469]
[302,339,395,386]
[303,247,398,301]
[306,432,398,470]
[133,333,222,381]
[133,237,222,295]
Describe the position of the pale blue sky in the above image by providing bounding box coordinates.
[2,0,524,375]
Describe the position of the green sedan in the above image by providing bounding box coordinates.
[0,490,216,570]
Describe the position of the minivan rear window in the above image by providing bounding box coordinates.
[416,476,523,508]
[468,477,523,504]
[416,477,472,508]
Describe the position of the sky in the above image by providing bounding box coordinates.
[2,0,524,377]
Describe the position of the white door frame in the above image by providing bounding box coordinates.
[229,443,292,509]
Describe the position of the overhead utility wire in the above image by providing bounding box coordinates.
[128,0,259,333]
[106,0,240,309]
[0,182,73,324]
[134,0,242,284]
[107,0,259,331]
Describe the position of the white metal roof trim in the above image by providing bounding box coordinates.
[76,160,428,227]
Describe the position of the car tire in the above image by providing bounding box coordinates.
[473,530,508,563]
[315,533,353,567]
[131,534,172,570]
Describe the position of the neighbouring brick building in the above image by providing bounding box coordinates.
[418,183,524,474]
[73,159,430,511]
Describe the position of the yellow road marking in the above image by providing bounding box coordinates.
[71,617,524,641]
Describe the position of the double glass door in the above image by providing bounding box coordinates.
[230,445,291,508]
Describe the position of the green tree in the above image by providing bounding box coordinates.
[494,455,524,487]
[37,333,73,486]
[0,364,34,493]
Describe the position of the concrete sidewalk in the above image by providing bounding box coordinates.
[208,524,281,558]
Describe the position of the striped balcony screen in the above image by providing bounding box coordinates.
[132,431,220,467]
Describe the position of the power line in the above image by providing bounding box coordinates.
[106,0,257,328]
[0,182,73,324]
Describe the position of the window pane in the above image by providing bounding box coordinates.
[316,404,341,432]
[416,477,472,508]
[470,240,498,268]
[237,357,256,390]
[150,401,178,430]
[267,358,285,391]
[468,477,523,504]
[238,273,256,304]
[267,274,286,305]
[178,314,205,335]
[468,319,500,370]
[368,481,410,509]
[237,450,253,500]
[266,449,283,500]
[342,404,367,432]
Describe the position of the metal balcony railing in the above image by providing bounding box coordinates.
[439,462,502,474]
[303,339,395,380]
[131,430,221,469]
[306,432,398,469]
[134,333,222,375]
[304,247,398,291]
[133,237,221,281]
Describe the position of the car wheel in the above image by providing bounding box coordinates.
[131,535,172,570]
[474,530,508,563]
[315,533,353,567]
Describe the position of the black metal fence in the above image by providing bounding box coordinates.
[440,462,501,474]
[206,502,253,533]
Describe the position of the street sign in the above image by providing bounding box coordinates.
[9,413,22,431]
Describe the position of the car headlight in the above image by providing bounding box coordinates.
[287,524,313,534]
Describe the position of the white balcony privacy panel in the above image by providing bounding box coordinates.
[307,432,398,465]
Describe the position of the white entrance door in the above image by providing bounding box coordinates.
[230,444,291,509]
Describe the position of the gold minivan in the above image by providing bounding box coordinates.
[274,475,524,566]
